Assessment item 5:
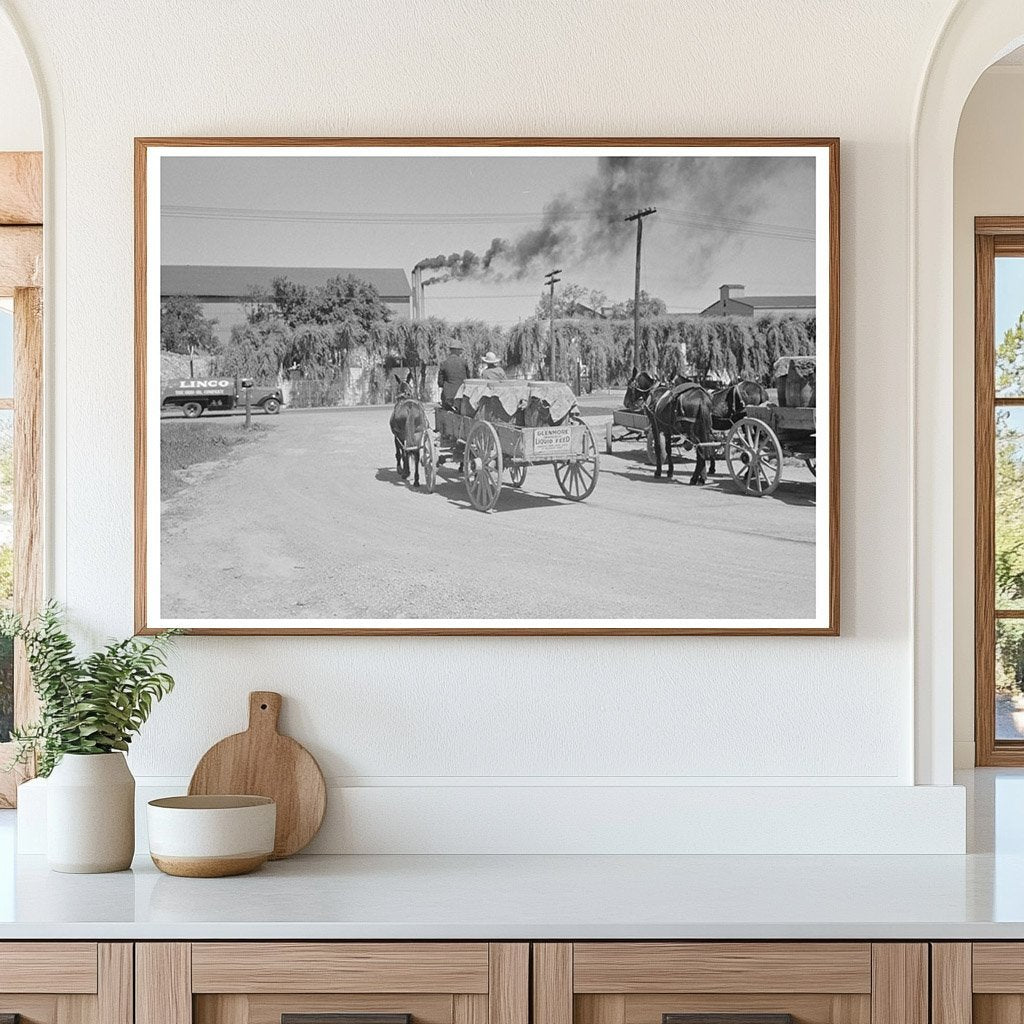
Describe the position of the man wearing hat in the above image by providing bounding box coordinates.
[437,340,474,410]
[480,351,506,381]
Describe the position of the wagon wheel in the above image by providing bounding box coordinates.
[508,462,528,488]
[463,420,503,512]
[554,425,599,501]
[726,417,783,497]
[420,429,436,494]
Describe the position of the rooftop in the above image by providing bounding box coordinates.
[161,265,411,300]
[736,295,816,309]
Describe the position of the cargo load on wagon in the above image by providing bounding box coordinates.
[455,379,579,427]
[773,356,816,408]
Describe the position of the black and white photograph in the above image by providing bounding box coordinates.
[137,140,837,634]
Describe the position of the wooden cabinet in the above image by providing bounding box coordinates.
[931,943,1024,1024]
[0,943,131,1024]
[136,944,528,1024]
[532,944,928,1024]
[0,937,961,1024]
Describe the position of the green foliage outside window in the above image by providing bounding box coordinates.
[995,312,1024,695]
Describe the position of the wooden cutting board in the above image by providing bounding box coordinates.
[188,691,326,859]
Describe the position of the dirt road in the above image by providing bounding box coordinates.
[159,396,818,622]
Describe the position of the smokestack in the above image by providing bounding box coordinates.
[411,267,423,320]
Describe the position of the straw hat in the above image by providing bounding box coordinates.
[482,351,501,365]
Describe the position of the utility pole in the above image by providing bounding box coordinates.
[544,268,562,379]
[624,207,656,373]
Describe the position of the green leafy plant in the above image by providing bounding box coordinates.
[0,603,179,777]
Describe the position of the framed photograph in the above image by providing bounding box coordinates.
[135,137,839,636]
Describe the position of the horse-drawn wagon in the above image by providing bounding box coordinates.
[722,356,817,496]
[605,360,816,496]
[723,403,816,497]
[605,408,657,463]
[391,379,599,512]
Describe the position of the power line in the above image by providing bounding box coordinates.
[162,203,815,241]
[162,205,580,225]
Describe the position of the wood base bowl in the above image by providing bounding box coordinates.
[147,795,276,878]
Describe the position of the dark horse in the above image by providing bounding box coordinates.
[389,370,427,488]
[624,368,659,411]
[705,380,769,475]
[709,380,769,431]
[625,368,697,411]
[644,381,715,485]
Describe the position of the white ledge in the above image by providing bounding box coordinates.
[1,849,1023,940]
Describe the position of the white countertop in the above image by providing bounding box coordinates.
[0,849,1023,940]
[1,769,1021,941]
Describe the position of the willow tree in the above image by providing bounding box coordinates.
[214,321,289,383]
[450,319,506,370]
[504,320,546,376]
[382,317,449,368]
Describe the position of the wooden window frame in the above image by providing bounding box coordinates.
[975,217,1024,765]
[0,151,43,806]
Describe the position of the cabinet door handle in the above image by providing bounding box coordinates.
[283,1015,411,1024]
[664,1016,794,1024]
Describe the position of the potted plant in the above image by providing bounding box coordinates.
[2,603,178,873]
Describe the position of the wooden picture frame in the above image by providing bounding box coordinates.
[135,137,839,636]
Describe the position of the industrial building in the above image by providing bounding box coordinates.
[161,265,412,345]
[700,283,815,317]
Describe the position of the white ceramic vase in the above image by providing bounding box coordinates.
[46,752,135,873]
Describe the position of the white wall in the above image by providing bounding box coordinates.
[952,66,1024,767]
[0,11,39,152]
[0,0,974,852]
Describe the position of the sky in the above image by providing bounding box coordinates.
[997,257,1024,341]
[161,151,817,325]
[0,310,14,396]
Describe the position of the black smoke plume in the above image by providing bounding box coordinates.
[414,155,811,284]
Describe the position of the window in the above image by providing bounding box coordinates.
[0,305,12,746]
[975,220,1024,764]
[0,290,41,806]
[0,152,42,806]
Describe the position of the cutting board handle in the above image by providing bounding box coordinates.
[248,691,282,734]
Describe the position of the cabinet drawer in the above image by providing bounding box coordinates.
[534,944,925,1024]
[935,942,1024,1024]
[140,943,528,1024]
[0,943,130,1024]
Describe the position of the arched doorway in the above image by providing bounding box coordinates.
[914,1,1024,785]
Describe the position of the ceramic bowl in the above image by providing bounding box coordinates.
[147,795,276,877]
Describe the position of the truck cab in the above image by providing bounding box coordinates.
[161,377,284,418]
